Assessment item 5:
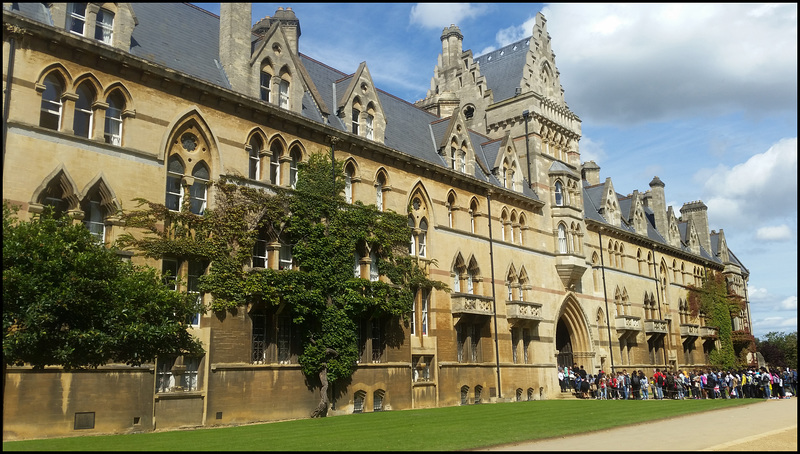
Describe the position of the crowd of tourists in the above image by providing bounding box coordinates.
[557,364,797,400]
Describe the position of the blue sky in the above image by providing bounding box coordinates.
[195,3,797,339]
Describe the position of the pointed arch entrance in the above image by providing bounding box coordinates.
[555,295,593,370]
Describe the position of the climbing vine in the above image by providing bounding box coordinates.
[119,151,447,417]
[687,271,746,369]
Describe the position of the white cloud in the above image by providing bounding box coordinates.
[541,3,798,126]
[779,296,798,311]
[409,3,487,30]
[576,136,606,165]
[756,225,793,242]
[700,137,798,230]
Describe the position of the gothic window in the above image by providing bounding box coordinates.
[408,216,416,255]
[252,226,268,268]
[353,390,366,413]
[260,70,271,102]
[418,218,428,257]
[67,3,86,36]
[279,242,293,270]
[73,83,94,138]
[104,91,124,145]
[95,8,114,44]
[248,135,263,180]
[375,173,385,211]
[369,250,379,282]
[447,192,456,228]
[289,146,301,189]
[557,223,568,254]
[500,210,508,242]
[555,180,564,206]
[518,214,526,246]
[344,163,354,203]
[165,156,184,211]
[40,73,64,130]
[351,106,360,135]
[421,289,429,336]
[365,113,374,140]
[278,79,290,109]
[510,212,517,244]
[470,199,478,234]
[269,141,282,185]
[189,162,209,215]
[373,390,385,411]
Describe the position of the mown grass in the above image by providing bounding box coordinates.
[3,398,757,451]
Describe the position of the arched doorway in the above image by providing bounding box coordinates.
[556,319,573,368]
[555,296,593,370]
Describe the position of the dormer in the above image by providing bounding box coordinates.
[49,3,138,51]
[548,161,579,210]
[249,20,324,116]
[337,62,387,144]
[437,108,475,175]
[683,219,701,255]
[628,191,647,236]
[713,229,730,263]
[492,134,524,192]
[599,178,620,227]
[666,207,681,248]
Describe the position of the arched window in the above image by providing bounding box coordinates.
[353,390,366,413]
[554,181,564,206]
[557,223,567,253]
[466,266,475,294]
[252,225,268,268]
[189,162,209,215]
[447,192,456,228]
[510,212,517,244]
[365,113,374,140]
[421,289,429,336]
[289,146,301,189]
[375,173,385,211]
[459,150,466,173]
[95,8,114,44]
[165,156,185,211]
[73,83,95,138]
[269,141,282,185]
[278,79,290,109]
[40,73,64,130]
[344,163,354,203]
[470,199,478,234]
[369,250,379,282]
[408,215,416,255]
[104,91,124,145]
[418,218,428,257]
[373,390,385,411]
[81,196,105,244]
[248,135,263,180]
[260,72,271,102]
[500,210,508,242]
[351,105,360,135]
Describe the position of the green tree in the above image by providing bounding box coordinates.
[3,203,203,374]
[757,331,797,370]
[120,151,447,417]
[687,272,745,370]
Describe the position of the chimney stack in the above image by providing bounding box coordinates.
[219,3,252,93]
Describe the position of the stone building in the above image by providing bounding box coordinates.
[2,3,752,440]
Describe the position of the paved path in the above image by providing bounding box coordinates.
[474,397,797,451]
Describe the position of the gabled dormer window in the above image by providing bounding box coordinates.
[279,80,290,109]
[260,71,271,102]
[352,107,360,135]
[68,3,86,36]
[365,114,374,140]
[95,8,114,44]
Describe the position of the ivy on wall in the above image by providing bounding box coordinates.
[120,151,447,417]
[687,272,746,369]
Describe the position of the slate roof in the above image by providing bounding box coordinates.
[473,37,530,102]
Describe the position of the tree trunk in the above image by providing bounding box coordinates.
[310,365,329,418]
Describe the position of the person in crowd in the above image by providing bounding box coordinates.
[719,371,729,399]
[620,371,630,400]
[574,371,583,398]
[630,369,641,400]
[598,372,607,400]
[653,368,664,400]
[771,368,784,399]
[558,366,566,392]
[760,368,772,399]
[609,371,618,400]
[568,366,575,391]
[639,371,649,400]
[665,371,676,399]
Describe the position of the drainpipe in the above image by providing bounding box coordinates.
[651,245,668,368]
[3,35,16,176]
[330,137,336,198]
[522,110,531,188]
[486,190,501,399]
[598,229,615,372]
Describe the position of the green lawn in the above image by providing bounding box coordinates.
[3,398,757,451]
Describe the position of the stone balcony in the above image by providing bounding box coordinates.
[644,319,668,335]
[700,326,719,338]
[614,315,641,332]
[554,254,587,290]
[680,323,700,337]
[506,300,543,323]
[451,293,494,317]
